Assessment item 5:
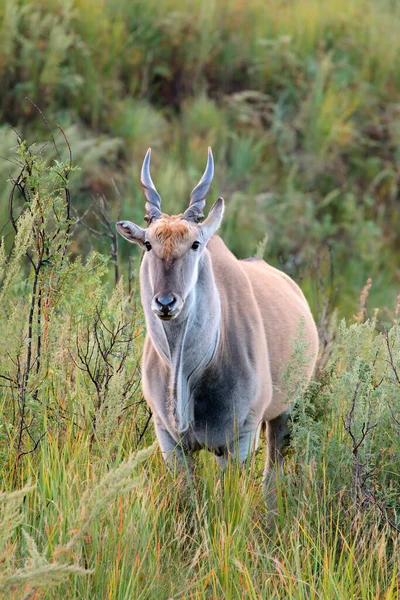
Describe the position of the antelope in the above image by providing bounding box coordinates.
[117,148,319,485]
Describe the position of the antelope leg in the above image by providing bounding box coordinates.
[153,420,193,475]
[262,410,291,501]
[215,420,262,468]
[265,410,291,470]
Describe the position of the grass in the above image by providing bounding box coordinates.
[0,1,400,597]
[2,407,399,598]
[0,138,399,599]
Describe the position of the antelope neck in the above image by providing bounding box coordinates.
[150,252,221,433]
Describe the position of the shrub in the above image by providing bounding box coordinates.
[0,134,398,598]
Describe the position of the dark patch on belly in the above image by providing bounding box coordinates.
[186,358,249,451]
[192,364,233,427]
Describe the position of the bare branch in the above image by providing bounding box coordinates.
[25,97,62,163]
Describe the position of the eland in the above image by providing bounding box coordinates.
[117,148,319,485]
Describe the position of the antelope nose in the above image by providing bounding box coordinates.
[155,295,177,316]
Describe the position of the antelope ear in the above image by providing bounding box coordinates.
[116,221,146,246]
[199,197,224,241]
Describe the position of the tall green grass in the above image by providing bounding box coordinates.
[0,135,399,599]
[1,2,400,593]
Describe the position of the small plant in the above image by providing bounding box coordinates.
[0,131,399,599]
[0,133,75,462]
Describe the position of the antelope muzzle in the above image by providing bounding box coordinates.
[151,293,183,320]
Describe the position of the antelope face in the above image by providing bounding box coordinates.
[144,216,200,320]
[116,148,224,322]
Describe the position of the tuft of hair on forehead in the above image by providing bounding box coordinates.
[151,215,193,262]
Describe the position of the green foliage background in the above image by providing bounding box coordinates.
[1,0,400,314]
[0,1,399,598]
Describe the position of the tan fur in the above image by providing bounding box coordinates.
[208,236,318,420]
[151,216,193,264]
[117,151,319,483]
[207,236,319,421]
[131,209,319,481]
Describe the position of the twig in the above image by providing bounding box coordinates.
[25,97,62,163]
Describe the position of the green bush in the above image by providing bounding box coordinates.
[1,0,400,315]
[0,136,398,599]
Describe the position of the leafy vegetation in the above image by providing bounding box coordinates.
[1,0,400,314]
[0,0,399,597]
[0,128,399,600]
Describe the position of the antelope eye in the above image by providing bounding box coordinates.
[144,241,152,251]
[191,241,200,251]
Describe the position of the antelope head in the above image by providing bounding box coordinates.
[117,148,224,321]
